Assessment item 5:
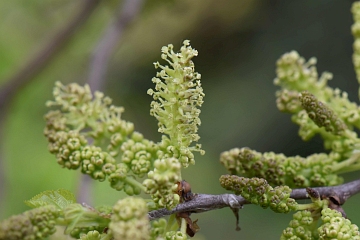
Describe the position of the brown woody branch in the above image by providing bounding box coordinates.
[148,178,360,220]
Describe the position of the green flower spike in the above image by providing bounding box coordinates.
[299,91,347,135]
[0,205,60,240]
[220,147,342,188]
[148,40,205,168]
[219,175,297,213]
[318,208,360,240]
[109,197,150,240]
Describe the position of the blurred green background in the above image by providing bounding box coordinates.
[1,0,360,239]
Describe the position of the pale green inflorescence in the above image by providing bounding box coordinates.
[109,197,150,240]
[220,147,343,188]
[147,40,205,167]
[0,205,60,240]
[317,208,360,240]
[281,197,360,239]
[45,82,147,195]
[221,46,360,188]
[143,157,181,208]
[78,230,101,240]
[144,40,205,209]
[219,175,297,213]
[45,41,205,209]
[274,51,360,157]
[281,210,315,240]
[165,231,188,240]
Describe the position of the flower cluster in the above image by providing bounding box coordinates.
[219,175,297,213]
[274,51,360,156]
[220,147,342,188]
[143,40,205,208]
[0,205,60,240]
[109,197,150,240]
[78,230,102,240]
[143,158,181,208]
[165,231,188,240]
[281,208,360,240]
[44,82,145,194]
[281,210,314,240]
[220,47,360,188]
[147,40,205,168]
[318,208,360,239]
[45,41,205,209]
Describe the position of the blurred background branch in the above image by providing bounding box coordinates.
[78,0,144,205]
[87,0,143,91]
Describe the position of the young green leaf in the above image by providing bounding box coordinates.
[24,189,76,209]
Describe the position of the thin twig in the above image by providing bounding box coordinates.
[148,179,360,220]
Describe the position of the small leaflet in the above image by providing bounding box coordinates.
[24,189,76,209]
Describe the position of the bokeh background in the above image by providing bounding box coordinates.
[1,0,360,239]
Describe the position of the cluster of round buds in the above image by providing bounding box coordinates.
[78,230,101,240]
[45,81,135,162]
[120,132,158,178]
[281,210,314,240]
[148,40,205,167]
[317,208,360,240]
[45,82,151,195]
[47,130,88,169]
[109,197,150,240]
[45,128,118,182]
[70,227,104,239]
[143,158,181,209]
[0,205,60,240]
[274,51,333,101]
[276,89,302,113]
[273,51,360,161]
[150,218,167,239]
[219,147,241,175]
[220,147,342,188]
[165,231,188,240]
[219,175,297,213]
